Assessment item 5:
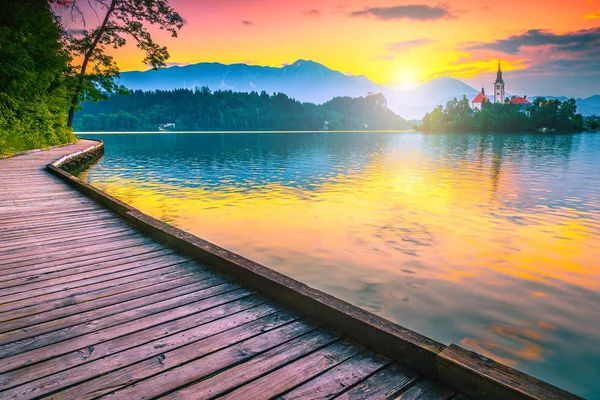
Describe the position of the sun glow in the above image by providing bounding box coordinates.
[395,66,419,90]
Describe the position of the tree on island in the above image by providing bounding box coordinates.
[51,0,183,127]
[587,115,599,131]
[421,95,584,133]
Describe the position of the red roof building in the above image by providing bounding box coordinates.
[508,96,532,115]
[471,88,489,110]
[508,96,532,105]
[472,93,489,103]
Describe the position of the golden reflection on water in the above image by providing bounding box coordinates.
[79,132,600,397]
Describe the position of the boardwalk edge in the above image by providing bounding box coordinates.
[45,139,581,400]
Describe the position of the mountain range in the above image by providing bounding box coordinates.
[118,60,600,119]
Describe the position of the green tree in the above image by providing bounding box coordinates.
[52,0,183,127]
[420,96,582,133]
[72,89,412,132]
[0,0,74,155]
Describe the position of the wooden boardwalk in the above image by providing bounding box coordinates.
[0,141,460,399]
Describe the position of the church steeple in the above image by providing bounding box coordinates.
[495,61,504,84]
[494,60,505,103]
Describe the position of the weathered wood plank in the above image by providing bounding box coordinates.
[38,312,308,400]
[0,258,201,306]
[0,278,234,358]
[0,251,192,296]
[0,273,213,333]
[334,363,419,400]
[99,320,327,400]
[0,270,216,337]
[220,339,364,400]
[0,264,198,314]
[278,350,391,400]
[0,207,108,223]
[0,247,177,287]
[437,344,583,400]
[0,231,146,269]
[394,378,456,400]
[0,242,168,278]
[0,225,133,253]
[0,297,275,395]
[0,264,201,322]
[0,236,157,270]
[0,286,253,375]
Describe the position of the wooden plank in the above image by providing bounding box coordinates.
[0,250,190,296]
[437,344,583,400]
[0,286,252,374]
[0,235,155,270]
[0,237,162,271]
[0,242,168,278]
[0,208,110,225]
[0,258,201,306]
[0,247,177,287]
[219,339,365,400]
[334,363,419,400]
[394,378,456,400]
[154,326,335,400]
[0,225,133,253]
[18,311,302,400]
[0,269,215,335]
[0,220,124,242]
[0,207,108,223]
[0,277,234,358]
[72,318,323,400]
[0,264,200,322]
[0,296,275,394]
[278,350,391,400]
[0,212,115,232]
[0,273,212,333]
[0,230,144,263]
[0,264,198,314]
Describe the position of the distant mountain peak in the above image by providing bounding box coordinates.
[115,60,600,118]
[290,59,318,67]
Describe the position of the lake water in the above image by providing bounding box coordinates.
[77,131,600,398]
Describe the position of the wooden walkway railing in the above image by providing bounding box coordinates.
[0,139,580,400]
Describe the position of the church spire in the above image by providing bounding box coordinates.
[493,59,505,103]
[495,60,504,84]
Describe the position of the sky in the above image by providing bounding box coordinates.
[61,0,600,97]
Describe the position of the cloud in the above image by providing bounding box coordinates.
[466,27,600,54]
[302,9,321,17]
[241,20,254,26]
[349,5,454,21]
[583,11,600,19]
[387,38,434,52]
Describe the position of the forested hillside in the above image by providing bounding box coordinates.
[73,89,411,131]
[0,1,74,155]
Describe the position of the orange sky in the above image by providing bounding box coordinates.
[60,0,600,96]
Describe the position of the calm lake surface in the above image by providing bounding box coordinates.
[78,131,600,398]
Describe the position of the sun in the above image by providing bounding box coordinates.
[395,66,419,90]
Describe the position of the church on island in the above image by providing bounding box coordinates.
[471,63,532,115]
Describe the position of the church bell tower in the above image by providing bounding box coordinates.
[494,61,505,103]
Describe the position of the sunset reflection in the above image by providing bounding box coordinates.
[79,132,600,396]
